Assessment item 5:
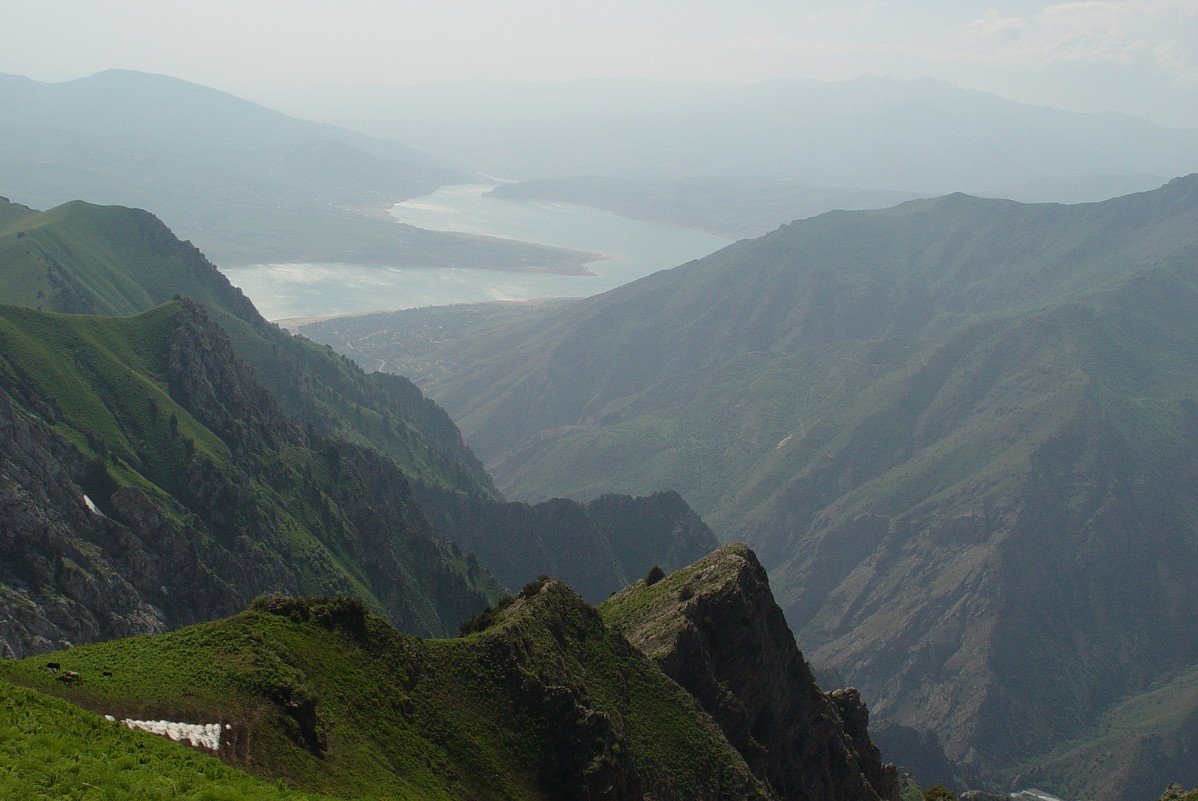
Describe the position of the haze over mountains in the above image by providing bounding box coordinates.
[264,76,1198,199]
[300,177,1198,801]
[3,62,1198,801]
[0,70,591,271]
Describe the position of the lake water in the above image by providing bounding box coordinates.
[219,184,732,321]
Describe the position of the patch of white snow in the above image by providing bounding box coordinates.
[121,718,223,751]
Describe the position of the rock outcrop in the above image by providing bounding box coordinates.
[416,484,721,600]
[0,301,495,657]
[600,543,899,801]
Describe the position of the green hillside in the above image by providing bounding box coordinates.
[0,195,718,656]
[0,591,773,801]
[297,177,1198,799]
[0,679,339,801]
[1017,659,1198,801]
[0,193,721,614]
[0,300,499,656]
[0,195,494,497]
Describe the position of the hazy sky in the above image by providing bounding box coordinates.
[2,0,1195,127]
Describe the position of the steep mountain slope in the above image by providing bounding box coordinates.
[298,177,1198,797]
[0,69,590,270]
[0,590,773,801]
[1016,661,1198,801]
[0,194,717,627]
[418,486,719,603]
[0,194,494,496]
[600,543,898,801]
[0,300,498,657]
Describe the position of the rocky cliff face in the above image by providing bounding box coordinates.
[0,300,495,657]
[416,484,721,600]
[600,543,898,801]
[475,579,772,801]
[0,388,248,656]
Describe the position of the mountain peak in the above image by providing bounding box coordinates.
[601,544,898,801]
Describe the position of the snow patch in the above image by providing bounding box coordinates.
[119,718,223,751]
[82,494,103,516]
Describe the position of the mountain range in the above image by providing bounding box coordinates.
[0,542,898,801]
[0,70,591,271]
[262,76,1198,198]
[4,67,1198,801]
[0,193,720,658]
[300,176,1198,801]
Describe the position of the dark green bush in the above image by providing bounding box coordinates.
[457,593,516,636]
[923,785,957,801]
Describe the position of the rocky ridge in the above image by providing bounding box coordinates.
[600,543,898,801]
[416,484,720,601]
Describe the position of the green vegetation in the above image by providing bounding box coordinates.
[0,299,498,651]
[0,591,770,801]
[300,177,1198,791]
[1010,660,1198,801]
[600,553,710,642]
[898,769,924,801]
[0,196,495,496]
[0,192,719,655]
[0,679,338,801]
[1160,786,1198,801]
[923,786,956,801]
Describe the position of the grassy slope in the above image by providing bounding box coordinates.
[0,593,770,801]
[1016,661,1198,801]
[304,179,1198,520]
[0,301,224,474]
[0,680,339,801]
[0,300,498,639]
[0,195,720,630]
[0,196,494,497]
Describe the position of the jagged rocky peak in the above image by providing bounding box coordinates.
[600,543,899,801]
[458,575,775,801]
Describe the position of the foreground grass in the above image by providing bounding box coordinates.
[1,592,768,801]
[0,679,339,801]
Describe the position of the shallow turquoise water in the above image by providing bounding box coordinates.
[219,184,731,321]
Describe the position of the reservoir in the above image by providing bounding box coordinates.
[220,184,732,321]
